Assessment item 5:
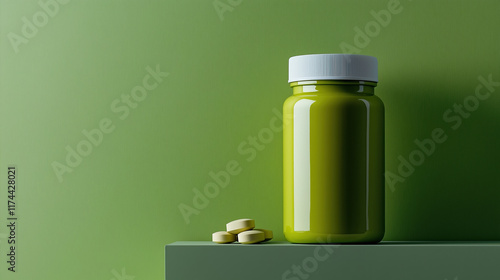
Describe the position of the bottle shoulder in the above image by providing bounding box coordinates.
[284,93,384,109]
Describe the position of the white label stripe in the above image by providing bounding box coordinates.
[293,99,315,232]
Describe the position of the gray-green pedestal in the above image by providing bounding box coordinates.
[165,241,500,280]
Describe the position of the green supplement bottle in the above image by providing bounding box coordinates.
[283,54,384,243]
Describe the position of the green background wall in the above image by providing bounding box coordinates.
[1,0,499,279]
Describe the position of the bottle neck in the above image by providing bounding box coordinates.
[290,80,377,96]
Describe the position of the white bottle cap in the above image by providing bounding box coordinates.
[288,54,378,83]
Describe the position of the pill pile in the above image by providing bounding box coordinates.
[212,219,273,244]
